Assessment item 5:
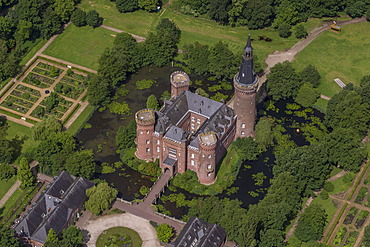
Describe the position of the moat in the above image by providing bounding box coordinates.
[76,65,324,215]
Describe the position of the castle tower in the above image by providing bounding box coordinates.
[198,132,217,185]
[233,35,258,138]
[135,109,155,160]
[170,71,190,98]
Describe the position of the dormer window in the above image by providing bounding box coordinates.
[60,189,64,195]
[41,213,46,218]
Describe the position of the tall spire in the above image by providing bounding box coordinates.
[235,35,258,86]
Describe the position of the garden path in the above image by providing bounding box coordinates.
[0,180,20,208]
[100,25,146,43]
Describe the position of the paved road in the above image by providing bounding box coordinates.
[0,180,20,208]
[83,213,160,247]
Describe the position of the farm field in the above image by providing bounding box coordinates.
[294,22,370,98]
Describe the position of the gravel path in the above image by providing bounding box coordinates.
[0,180,20,208]
[82,213,161,247]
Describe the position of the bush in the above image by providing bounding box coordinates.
[367,7,370,21]
[156,224,174,243]
[71,9,87,27]
[295,24,308,39]
[324,181,334,192]
[343,172,356,185]
[320,190,329,200]
[0,164,16,180]
[86,10,102,27]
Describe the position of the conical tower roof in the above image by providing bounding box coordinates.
[235,35,258,86]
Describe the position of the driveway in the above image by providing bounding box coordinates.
[83,213,161,247]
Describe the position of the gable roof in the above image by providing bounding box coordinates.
[170,217,226,247]
[15,171,94,244]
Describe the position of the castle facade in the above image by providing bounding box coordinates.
[135,36,258,185]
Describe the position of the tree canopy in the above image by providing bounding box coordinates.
[295,203,327,242]
[86,182,118,215]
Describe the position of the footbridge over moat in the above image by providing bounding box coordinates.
[113,169,185,233]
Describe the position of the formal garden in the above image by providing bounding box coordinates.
[95,227,142,247]
[0,58,91,126]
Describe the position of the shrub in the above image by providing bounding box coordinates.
[324,181,334,192]
[278,23,292,38]
[156,224,174,243]
[320,190,329,200]
[295,24,308,39]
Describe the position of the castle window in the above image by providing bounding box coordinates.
[157,140,160,145]
[207,164,211,169]
[241,123,245,128]
[202,154,205,158]
[207,172,211,177]
[146,130,150,134]
[197,119,201,124]
[157,147,160,153]
[191,123,195,129]
[146,140,150,144]
[191,117,195,122]
[241,131,245,136]
[140,130,143,135]
[146,148,150,152]
[191,153,194,158]
[191,160,195,166]
[208,155,211,159]
[169,148,177,157]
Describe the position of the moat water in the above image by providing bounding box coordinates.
[76,65,324,215]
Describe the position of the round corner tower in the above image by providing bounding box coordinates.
[198,132,217,185]
[234,35,258,139]
[135,109,155,160]
[170,71,190,98]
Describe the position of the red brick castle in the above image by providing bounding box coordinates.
[135,36,258,185]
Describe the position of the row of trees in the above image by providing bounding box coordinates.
[87,18,181,106]
[173,0,370,28]
[111,0,160,13]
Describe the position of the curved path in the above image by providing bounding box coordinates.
[83,213,160,247]
[258,17,367,89]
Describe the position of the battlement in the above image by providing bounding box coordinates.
[199,132,217,147]
[170,71,190,85]
[135,109,155,125]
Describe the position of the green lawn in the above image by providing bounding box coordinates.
[0,188,22,221]
[294,22,370,97]
[0,176,16,200]
[66,104,96,136]
[77,0,329,62]
[19,39,48,67]
[43,24,116,70]
[6,121,35,153]
[96,227,142,247]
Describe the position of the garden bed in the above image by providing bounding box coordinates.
[54,82,84,99]
[16,85,41,97]
[355,187,368,204]
[343,231,359,247]
[355,210,369,229]
[10,90,39,102]
[343,207,358,225]
[332,226,347,246]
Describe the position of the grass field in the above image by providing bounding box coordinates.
[0,176,16,200]
[66,104,96,136]
[0,188,22,221]
[19,39,48,67]
[44,24,116,70]
[77,0,330,62]
[294,22,370,97]
[96,227,142,247]
[6,121,35,152]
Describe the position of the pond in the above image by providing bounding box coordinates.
[77,65,324,212]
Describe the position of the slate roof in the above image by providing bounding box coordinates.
[169,217,226,247]
[15,171,94,244]
[235,35,258,87]
[155,91,234,147]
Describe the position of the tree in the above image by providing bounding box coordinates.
[156,224,174,243]
[85,182,118,215]
[300,64,321,87]
[227,0,248,26]
[363,225,370,247]
[0,164,16,180]
[244,0,274,29]
[208,0,232,24]
[323,127,366,171]
[267,61,303,100]
[183,42,210,75]
[60,226,83,247]
[234,137,260,161]
[367,7,370,21]
[40,7,62,39]
[87,75,112,106]
[138,0,159,12]
[295,82,320,107]
[146,94,159,109]
[17,157,34,188]
[278,23,291,38]
[86,10,102,27]
[325,90,370,134]
[53,0,75,22]
[156,18,181,44]
[255,117,274,151]
[295,203,327,242]
[141,32,177,67]
[208,41,237,79]
[116,0,138,13]
[295,24,308,39]
[259,229,285,247]
[14,20,32,43]
[346,1,367,18]
[0,226,22,247]
[116,120,136,150]
[31,116,62,141]
[71,9,86,27]
[273,0,299,27]
[65,149,96,179]
[45,228,59,246]
[357,74,370,102]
